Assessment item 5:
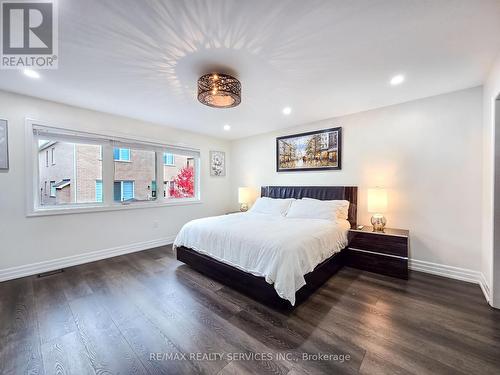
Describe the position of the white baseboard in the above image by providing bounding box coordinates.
[409,259,490,303]
[479,273,491,303]
[0,241,493,305]
[0,236,176,283]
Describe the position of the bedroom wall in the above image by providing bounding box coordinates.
[0,90,232,278]
[230,87,484,283]
[483,52,500,308]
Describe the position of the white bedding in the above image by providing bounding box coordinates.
[173,212,350,305]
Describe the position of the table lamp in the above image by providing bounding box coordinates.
[238,187,251,212]
[368,188,388,232]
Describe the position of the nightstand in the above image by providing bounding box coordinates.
[345,226,409,279]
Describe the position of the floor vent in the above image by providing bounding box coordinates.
[37,269,64,278]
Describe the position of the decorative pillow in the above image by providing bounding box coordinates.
[250,197,294,216]
[286,198,350,220]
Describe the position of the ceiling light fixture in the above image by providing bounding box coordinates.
[223,124,231,131]
[282,106,292,115]
[23,69,40,79]
[198,73,241,108]
[390,74,405,86]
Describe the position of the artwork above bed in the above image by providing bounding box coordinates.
[276,127,342,172]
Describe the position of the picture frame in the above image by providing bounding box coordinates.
[210,150,226,177]
[0,119,8,170]
[276,127,342,172]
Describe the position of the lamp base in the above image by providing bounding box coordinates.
[239,203,248,212]
[371,214,387,232]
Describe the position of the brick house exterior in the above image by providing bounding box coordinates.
[76,145,103,203]
[114,149,156,201]
[38,141,192,205]
[38,142,78,205]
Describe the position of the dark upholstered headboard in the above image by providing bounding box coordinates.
[261,186,358,228]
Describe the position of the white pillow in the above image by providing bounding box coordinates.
[250,197,294,216]
[303,197,350,220]
[286,198,350,220]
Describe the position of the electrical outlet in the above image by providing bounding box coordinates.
[153,221,159,229]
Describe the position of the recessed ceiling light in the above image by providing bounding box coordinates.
[390,74,405,86]
[223,124,231,131]
[282,107,292,115]
[23,69,40,79]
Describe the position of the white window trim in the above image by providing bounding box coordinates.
[25,119,202,217]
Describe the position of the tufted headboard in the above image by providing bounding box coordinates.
[260,185,358,228]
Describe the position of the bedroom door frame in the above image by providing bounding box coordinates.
[493,95,500,309]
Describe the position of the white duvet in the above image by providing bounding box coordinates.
[173,212,350,305]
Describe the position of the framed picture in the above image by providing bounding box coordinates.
[276,127,342,172]
[0,119,8,170]
[210,150,226,176]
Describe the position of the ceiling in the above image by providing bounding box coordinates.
[1,0,500,139]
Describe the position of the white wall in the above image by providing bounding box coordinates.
[483,52,500,308]
[0,90,232,275]
[231,87,484,275]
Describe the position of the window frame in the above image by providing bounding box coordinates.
[26,119,202,217]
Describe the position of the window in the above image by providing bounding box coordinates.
[163,153,175,165]
[114,148,155,202]
[114,181,134,201]
[114,148,130,161]
[30,123,200,215]
[49,181,56,197]
[163,153,196,199]
[95,180,103,202]
[151,181,157,199]
[37,139,102,206]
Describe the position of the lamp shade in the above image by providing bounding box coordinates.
[238,187,252,204]
[367,188,388,213]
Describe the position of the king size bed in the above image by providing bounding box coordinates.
[174,186,358,308]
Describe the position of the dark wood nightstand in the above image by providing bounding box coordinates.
[345,226,409,279]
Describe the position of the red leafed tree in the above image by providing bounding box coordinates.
[170,166,195,198]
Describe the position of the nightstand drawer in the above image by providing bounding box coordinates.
[344,249,408,279]
[348,231,408,257]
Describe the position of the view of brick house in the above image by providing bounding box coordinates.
[38,141,194,205]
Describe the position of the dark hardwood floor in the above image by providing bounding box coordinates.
[1,245,499,375]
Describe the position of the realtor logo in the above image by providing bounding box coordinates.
[1,0,58,69]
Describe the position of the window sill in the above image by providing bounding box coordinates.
[27,198,202,217]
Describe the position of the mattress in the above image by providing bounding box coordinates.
[173,212,350,305]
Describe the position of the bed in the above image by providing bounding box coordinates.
[174,186,358,308]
